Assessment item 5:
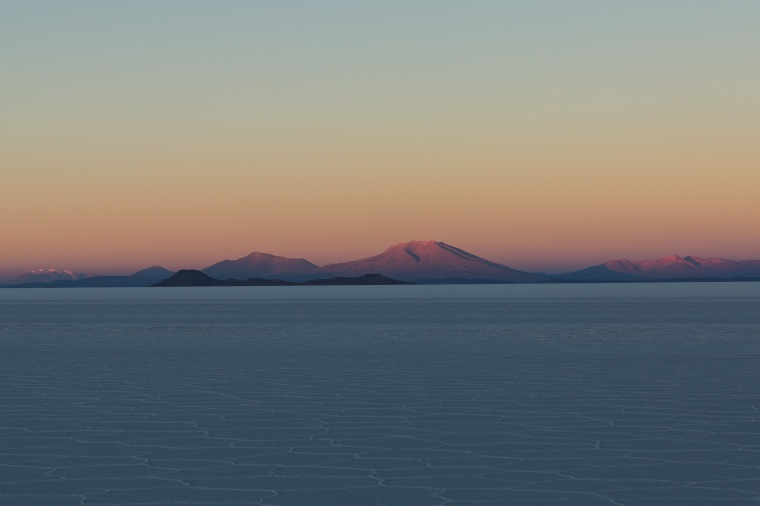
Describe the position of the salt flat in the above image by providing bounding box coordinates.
[1,284,760,505]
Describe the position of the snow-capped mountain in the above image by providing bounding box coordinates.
[9,269,99,284]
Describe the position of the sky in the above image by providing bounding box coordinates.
[1,1,759,277]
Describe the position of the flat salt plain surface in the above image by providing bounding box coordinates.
[1,283,760,506]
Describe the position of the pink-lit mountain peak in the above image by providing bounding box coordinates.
[321,240,538,282]
[594,254,760,279]
[380,240,470,263]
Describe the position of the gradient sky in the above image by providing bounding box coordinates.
[2,1,759,277]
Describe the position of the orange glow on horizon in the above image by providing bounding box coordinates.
[2,3,758,278]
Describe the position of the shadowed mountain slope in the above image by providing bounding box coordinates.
[203,252,320,281]
[153,271,409,287]
[154,270,240,287]
[301,274,412,286]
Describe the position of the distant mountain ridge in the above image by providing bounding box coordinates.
[2,267,175,288]
[9,269,99,284]
[560,255,760,281]
[4,245,760,287]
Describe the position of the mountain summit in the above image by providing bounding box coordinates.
[202,252,320,282]
[131,266,175,279]
[320,240,538,282]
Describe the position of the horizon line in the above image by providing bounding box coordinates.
[2,239,759,282]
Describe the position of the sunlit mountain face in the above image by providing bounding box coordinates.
[319,240,540,283]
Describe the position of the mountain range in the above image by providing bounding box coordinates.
[199,241,540,283]
[561,255,760,282]
[3,241,760,287]
[8,268,99,284]
[2,266,176,288]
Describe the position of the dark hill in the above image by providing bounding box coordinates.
[50,276,168,288]
[153,270,239,287]
[241,278,297,286]
[153,271,412,287]
[301,274,413,286]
